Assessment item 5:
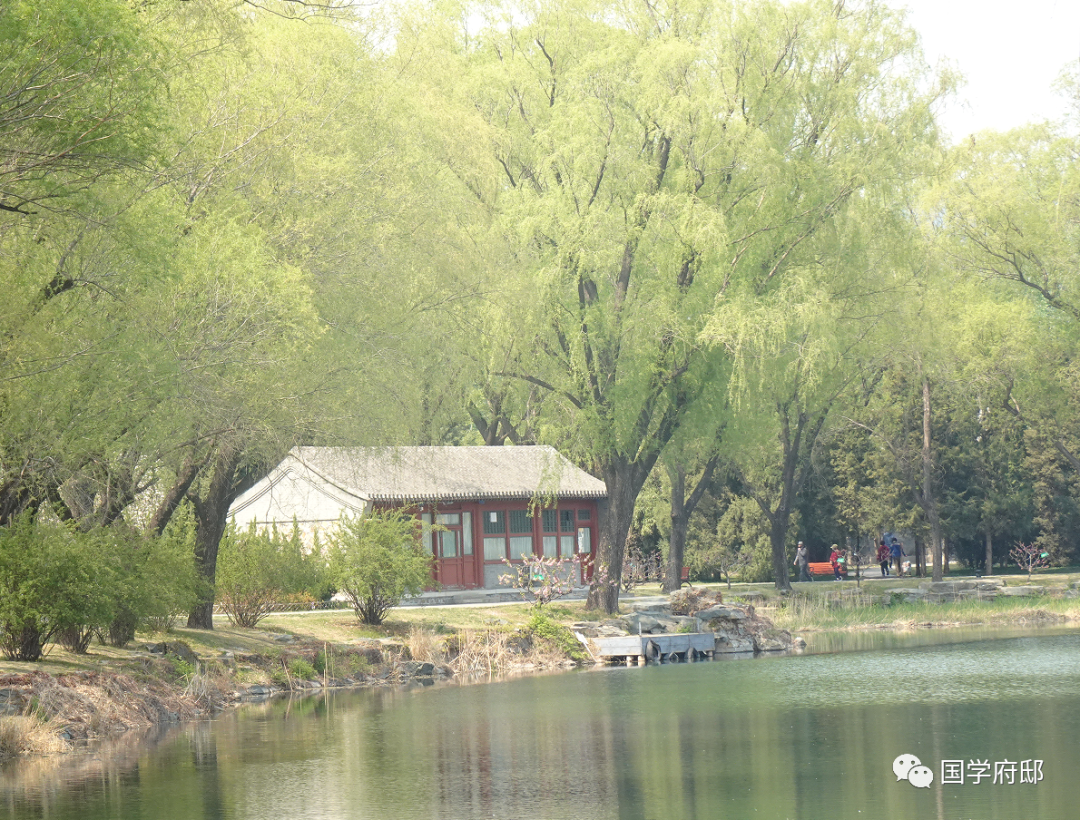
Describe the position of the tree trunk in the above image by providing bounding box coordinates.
[149,452,206,536]
[663,455,719,593]
[665,464,687,593]
[186,449,244,630]
[768,513,793,592]
[587,457,643,615]
[921,375,944,582]
[760,405,813,593]
[984,531,993,576]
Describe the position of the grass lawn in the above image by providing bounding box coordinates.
[2,567,1077,677]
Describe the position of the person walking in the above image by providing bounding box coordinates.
[890,537,904,577]
[876,541,891,576]
[794,541,811,582]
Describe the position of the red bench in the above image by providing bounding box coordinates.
[808,562,845,578]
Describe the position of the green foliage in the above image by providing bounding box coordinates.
[288,658,317,681]
[525,612,587,663]
[133,506,201,634]
[400,0,949,610]
[0,515,123,660]
[170,658,196,683]
[328,509,434,626]
[216,521,328,628]
[0,0,162,214]
[714,494,775,583]
[269,667,290,687]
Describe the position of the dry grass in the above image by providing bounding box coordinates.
[769,591,1080,632]
[404,624,575,678]
[0,715,68,759]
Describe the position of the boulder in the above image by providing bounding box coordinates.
[166,641,199,667]
[696,605,748,624]
[924,581,972,594]
[236,684,273,699]
[751,628,791,652]
[574,621,630,639]
[999,586,1043,597]
[621,613,671,634]
[712,633,755,654]
[958,588,998,601]
[889,588,926,602]
[400,661,436,677]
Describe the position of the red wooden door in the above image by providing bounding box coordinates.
[435,512,477,588]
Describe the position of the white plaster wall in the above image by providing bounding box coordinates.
[228,457,370,548]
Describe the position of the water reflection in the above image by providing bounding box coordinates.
[4,629,1080,820]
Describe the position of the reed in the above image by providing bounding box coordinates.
[770,592,1080,632]
[0,715,67,760]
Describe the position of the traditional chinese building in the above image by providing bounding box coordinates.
[228,445,607,589]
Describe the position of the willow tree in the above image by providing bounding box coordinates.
[402,0,946,610]
[939,116,1080,470]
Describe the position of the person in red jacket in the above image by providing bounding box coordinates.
[876,541,891,576]
[830,545,843,580]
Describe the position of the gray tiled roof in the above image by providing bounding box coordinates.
[292,445,606,502]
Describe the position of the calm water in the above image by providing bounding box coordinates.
[4,627,1080,820]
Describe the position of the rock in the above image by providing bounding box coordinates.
[621,613,667,634]
[751,629,791,652]
[625,601,672,614]
[712,633,755,654]
[574,621,628,639]
[1000,586,1043,597]
[889,588,926,601]
[958,588,998,600]
[924,593,957,604]
[400,661,436,677]
[237,684,273,699]
[696,605,748,623]
[166,641,199,667]
[924,581,972,593]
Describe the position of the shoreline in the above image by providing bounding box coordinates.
[4,580,1080,760]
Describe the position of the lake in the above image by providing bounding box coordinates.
[3,625,1079,820]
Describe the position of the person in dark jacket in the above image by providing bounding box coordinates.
[794,541,811,582]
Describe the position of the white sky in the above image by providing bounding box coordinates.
[894,0,1080,140]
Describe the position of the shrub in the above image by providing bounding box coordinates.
[328,509,434,625]
[288,658,317,680]
[0,515,122,660]
[526,612,588,662]
[216,520,327,628]
[122,506,201,640]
